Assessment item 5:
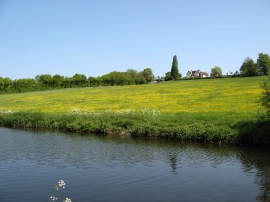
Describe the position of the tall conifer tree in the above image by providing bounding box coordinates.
[171,55,179,80]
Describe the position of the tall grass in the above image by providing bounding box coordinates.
[0,110,269,145]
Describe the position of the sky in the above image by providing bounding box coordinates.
[0,0,270,79]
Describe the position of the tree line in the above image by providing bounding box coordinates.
[204,53,270,78]
[0,68,154,94]
[202,53,270,78]
[168,53,270,81]
[240,53,270,77]
[163,53,270,81]
[1,53,269,94]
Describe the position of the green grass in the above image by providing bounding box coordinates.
[0,76,269,145]
[0,76,262,114]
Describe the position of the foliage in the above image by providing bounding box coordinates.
[164,72,172,81]
[0,68,155,94]
[35,74,53,87]
[210,66,222,77]
[260,74,270,120]
[257,53,270,75]
[100,68,154,86]
[171,55,179,80]
[240,57,258,76]
[233,70,240,77]
[234,120,270,145]
[52,74,64,88]
[88,76,101,87]
[13,78,40,92]
[2,52,269,94]
[142,68,154,83]
[0,110,268,145]
[72,73,88,87]
[0,77,13,92]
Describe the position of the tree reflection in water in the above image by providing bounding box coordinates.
[236,147,270,202]
[160,140,270,201]
[0,128,270,201]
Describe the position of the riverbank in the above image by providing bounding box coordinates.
[1,76,269,145]
[0,111,269,145]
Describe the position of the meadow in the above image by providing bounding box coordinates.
[0,76,269,145]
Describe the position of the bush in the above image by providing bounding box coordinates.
[261,74,270,120]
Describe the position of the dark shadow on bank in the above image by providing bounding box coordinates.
[235,120,270,146]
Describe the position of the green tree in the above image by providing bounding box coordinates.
[13,78,39,92]
[171,55,179,80]
[126,69,138,85]
[234,70,239,76]
[164,72,172,81]
[35,74,53,88]
[257,53,270,75]
[88,76,101,87]
[102,72,117,86]
[0,77,13,93]
[135,72,144,84]
[72,73,88,87]
[240,57,258,76]
[62,77,73,88]
[142,68,154,83]
[116,72,128,85]
[52,74,64,88]
[210,66,222,77]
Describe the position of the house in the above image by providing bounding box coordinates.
[186,70,209,78]
[152,77,164,83]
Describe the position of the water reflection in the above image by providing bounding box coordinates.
[168,152,178,174]
[0,128,270,201]
[235,147,270,201]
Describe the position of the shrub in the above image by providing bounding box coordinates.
[260,74,270,120]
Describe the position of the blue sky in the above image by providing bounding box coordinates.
[0,0,270,79]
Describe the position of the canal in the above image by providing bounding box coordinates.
[0,128,269,201]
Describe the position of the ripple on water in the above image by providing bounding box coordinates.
[0,128,270,202]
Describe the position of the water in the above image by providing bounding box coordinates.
[0,128,270,202]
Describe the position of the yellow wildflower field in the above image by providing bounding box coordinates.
[0,76,264,115]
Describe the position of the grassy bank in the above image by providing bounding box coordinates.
[0,110,269,145]
[0,76,269,145]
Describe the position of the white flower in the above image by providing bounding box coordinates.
[50,196,58,201]
[50,180,71,202]
[58,180,66,189]
[63,198,72,202]
[0,110,16,114]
